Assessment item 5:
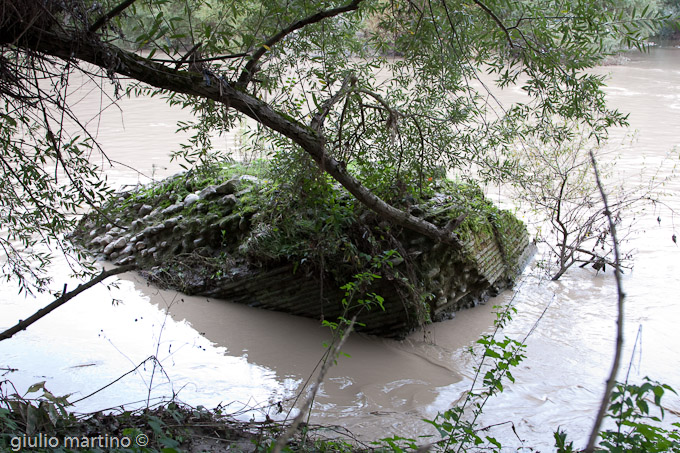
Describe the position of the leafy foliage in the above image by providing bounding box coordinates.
[554,377,680,452]
[598,378,680,452]
[387,304,528,452]
[0,382,267,453]
[654,0,680,37]
[1,0,673,292]
[0,67,112,294]
[80,0,666,193]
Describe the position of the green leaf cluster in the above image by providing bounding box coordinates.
[598,378,680,452]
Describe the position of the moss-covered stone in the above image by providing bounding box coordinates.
[71,163,534,338]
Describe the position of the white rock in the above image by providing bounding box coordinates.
[103,242,116,255]
[115,256,135,266]
[162,203,183,215]
[112,237,127,250]
[183,193,200,207]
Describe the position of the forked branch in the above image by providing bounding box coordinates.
[310,73,358,131]
[236,0,364,87]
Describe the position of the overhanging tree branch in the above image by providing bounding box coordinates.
[0,264,137,342]
[0,12,463,248]
[469,0,514,47]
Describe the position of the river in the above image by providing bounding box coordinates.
[1,48,679,451]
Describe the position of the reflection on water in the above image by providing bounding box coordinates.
[0,269,296,420]
[1,48,679,449]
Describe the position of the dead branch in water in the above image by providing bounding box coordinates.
[585,150,626,452]
[272,317,356,453]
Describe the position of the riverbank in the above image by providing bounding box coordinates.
[3,327,679,453]
[0,397,370,452]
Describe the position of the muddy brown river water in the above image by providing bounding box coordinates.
[1,48,679,450]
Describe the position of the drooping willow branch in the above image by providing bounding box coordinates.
[1,0,465,250]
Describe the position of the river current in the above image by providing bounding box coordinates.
[1,48,679,450]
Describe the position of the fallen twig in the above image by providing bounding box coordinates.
[272,317,356,453]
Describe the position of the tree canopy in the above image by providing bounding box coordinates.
[0,0,668,292]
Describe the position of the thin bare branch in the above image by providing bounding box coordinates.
[0,264,137,342]
[172,41,203,70]
[236,0,364,87]
[150,52,249,66]
[272,317,356,453]
[89,0,137,34]
[561,245,628,272]
[584,150,626,452]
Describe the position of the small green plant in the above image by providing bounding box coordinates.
[377,304,527,452]
[0,381,74,437]
[552,377,680,453]
[320,251,397,361]
[554,428,577,452]
[598,378,680,452]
